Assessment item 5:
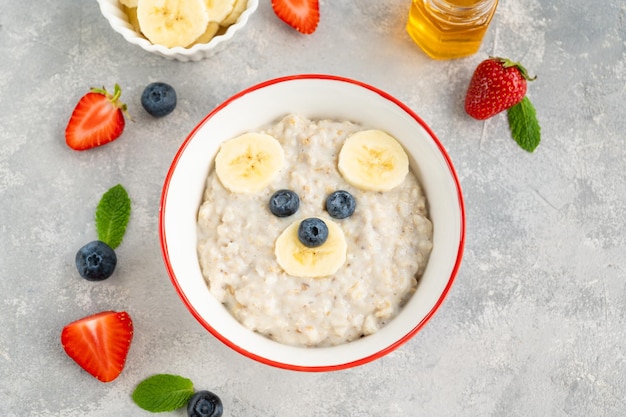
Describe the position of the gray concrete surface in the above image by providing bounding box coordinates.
[1,0,625,415]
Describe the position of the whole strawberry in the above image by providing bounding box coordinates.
[65,84,129,151]
[465,57,541,152]
[465,57,535,120]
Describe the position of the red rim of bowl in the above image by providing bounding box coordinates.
[159,74,466,372]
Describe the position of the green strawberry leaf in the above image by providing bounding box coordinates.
[95,184,131,249]
[507,97,541,152]
[491,56,537,81]
[132,374,195,413]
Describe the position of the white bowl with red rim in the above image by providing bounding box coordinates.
[159,74,465,371]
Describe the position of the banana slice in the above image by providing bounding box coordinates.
[120,0,138,7]
[215,132,285,193]
[194,21,219,44]
[205,0,236,23]
[123,6,141,33]
[275,217,347,278]
[137,0,209,48]
[338,130,409,192]
[221,0,247,25]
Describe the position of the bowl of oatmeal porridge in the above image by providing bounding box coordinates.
[160,74,465,371]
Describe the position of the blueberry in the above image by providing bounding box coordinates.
[141,82,177,117]
[187,390,223,417]
[298,218,329,248]
[75,240,117,281]
[326,190,356,219]
[269,189,300,217]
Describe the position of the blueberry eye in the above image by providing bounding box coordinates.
[269,189,300,217]
[325,190,356,219]
[298,218,329,248]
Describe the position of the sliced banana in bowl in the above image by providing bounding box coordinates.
[96,0,259,61]
[137,0,210,48]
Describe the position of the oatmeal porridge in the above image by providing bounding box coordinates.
[196,114,433,347]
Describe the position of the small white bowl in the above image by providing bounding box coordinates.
[160,75,466,371]
[96,0,258,62]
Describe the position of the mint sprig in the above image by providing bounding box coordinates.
[507,97,541,152]
[132,374,195,413]
[95,184,131,249]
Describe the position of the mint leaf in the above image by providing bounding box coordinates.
[95,184,131,249]
[507,97,541,152]
[132,374,195,413]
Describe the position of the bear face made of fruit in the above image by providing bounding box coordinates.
[213,128,409,279]
[196,114,432,347]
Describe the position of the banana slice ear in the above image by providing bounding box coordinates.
[338,130,409,192]
[215,132,285,194]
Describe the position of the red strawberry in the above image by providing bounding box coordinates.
[65,84,128,150]
[271,0,319,34]
[61,311,133,382]
[465,57,535,120]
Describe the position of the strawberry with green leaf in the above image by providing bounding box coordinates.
[465,57,541,152]
[65,84,129,151]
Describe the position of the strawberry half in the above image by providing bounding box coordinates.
[464,57,536,120]
[61,311,133,382]
[271,0,319,34]
[65,84,128,151]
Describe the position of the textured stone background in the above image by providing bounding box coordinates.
[1,0,625,416]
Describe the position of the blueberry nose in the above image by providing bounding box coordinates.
[298,218,329,248]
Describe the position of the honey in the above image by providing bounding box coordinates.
[406,0,498,60]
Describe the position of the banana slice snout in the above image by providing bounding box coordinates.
[215,132,285,194]
[338,130,409,192]
[275,217,347,279]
